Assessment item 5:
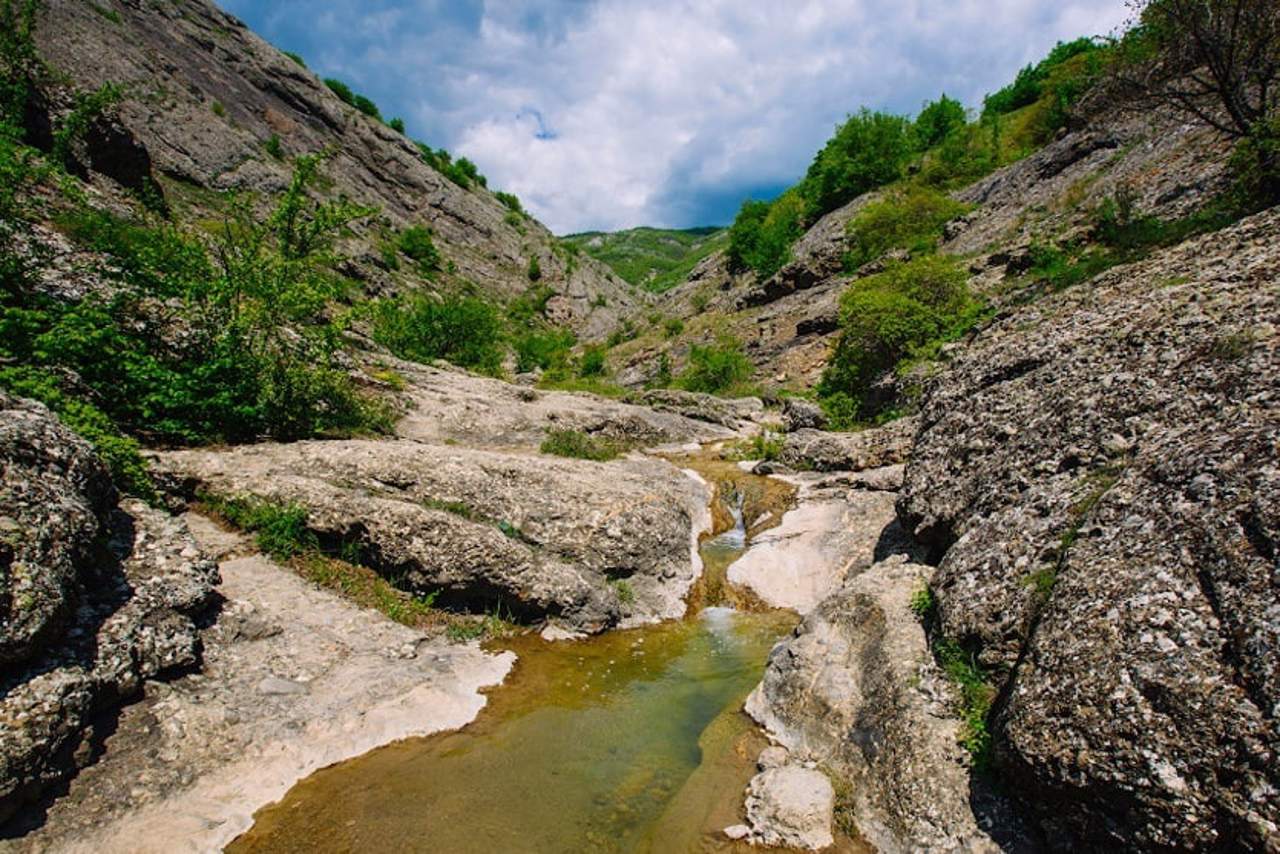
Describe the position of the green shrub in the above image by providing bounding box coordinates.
[397,225,441,274]
[578,344,607,377]
[513,328,574,373]
[388,117,405,134]
[283,51,306,68]
[663,317,684,338]
[680,337,752,395]
[539,428,622,461]
[7,156,387,445]
[909,585,935,618]
[935,638,996,766]
[726,190,806,279]
[495,191,523,214]
[819,255,981,424]
[507,284,556,326]
[982,38,1099,118]
[263,134,283,159]
[208,495,318,560]
[916,94,967,148]
[611,578,636,605]
[352,95,381,120]
[211,101,225,118]
[324,78,355,106]
[527,255,542,281]
[371,293,505,375]
[799,110,916,219]
[845,186,970,267]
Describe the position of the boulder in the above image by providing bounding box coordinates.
[746,556,1014,852]
[743,764,836,851]
[781,397,826,431]
[780,418,917,473]
[636,389,766,431]
[153,438,710,631]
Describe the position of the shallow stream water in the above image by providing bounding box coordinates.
[227,457,827,854]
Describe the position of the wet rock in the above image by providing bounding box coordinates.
[723,823,751,841]
[744,764,835,851]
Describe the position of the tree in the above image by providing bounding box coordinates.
[1115,0,1279,196]
[917,95,967,148]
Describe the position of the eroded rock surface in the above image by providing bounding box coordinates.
[743,764,836,851]
[154,438,711,631]
[899,208,1280,849]
[0,394,218,826]
[747,557,1012,853]
[6,515,512,854]
[780,418,918,473]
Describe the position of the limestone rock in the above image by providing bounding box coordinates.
[781,397,826,432]
[746,556,1012,852]
[780,418,917,473]
[0,394,219,824]
[899,208,1280,849]
[744,764,836,851]
[153,438,710,632]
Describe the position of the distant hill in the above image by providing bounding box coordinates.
[562,226,727,293]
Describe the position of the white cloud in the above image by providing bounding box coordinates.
[226,0,1132,232]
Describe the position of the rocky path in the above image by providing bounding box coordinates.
[7,517,513,854]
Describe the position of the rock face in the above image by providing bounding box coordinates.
[898,208,1280,849]
[153,439,711,632]
[33,0,634,338]
[0,394,219,825]
[747,556,1011,853]
[743,764,836,851]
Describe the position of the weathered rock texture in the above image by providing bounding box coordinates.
[780,418,918,473]
[0,394,218,825]
[33,0,635,338]
[899,208,1280,849]
[747,556,1011,853]
[153,439,711,631]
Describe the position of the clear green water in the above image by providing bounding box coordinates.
[228,466,812,854]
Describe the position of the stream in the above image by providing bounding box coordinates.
[226,455,822,854]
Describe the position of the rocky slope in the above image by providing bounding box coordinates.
[0,393,218,827]
[740,116,1278,852]
[31,0,636,338]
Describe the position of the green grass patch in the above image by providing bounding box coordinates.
[539,428,623,462]
[300,555,441,629]
[203,494,318,560]
[610,578,636,605]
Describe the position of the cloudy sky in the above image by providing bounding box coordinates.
[218,0,1129,234]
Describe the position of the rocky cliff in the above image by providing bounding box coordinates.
[30,0,637,338]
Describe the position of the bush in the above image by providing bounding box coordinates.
[6,156,388,446]
[323,78,356,106]
[397,225,441,274]
[527,255,542,281]
[819,256,981,424]
[283,51,306,68]
[578,344,607,377]
[495,191,523,214]
[799,110,916,219]
[982,38,1099,118]
[663,317,684,338]
[726,190,806,279]
[513,328,574,373]
[264,134,283,159]
[539,428,622,462]
[388,117,405,134]
[352,94,381,120]
[845,186,971,267]
[371,293,505,375]
[916,94,967,148]
[680,338,752,395]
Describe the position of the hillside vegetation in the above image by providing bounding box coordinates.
[562,226,727,293]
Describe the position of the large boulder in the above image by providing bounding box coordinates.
[0,394,219,825]
[779,417,917,473]
[153,439,710,631]
[899,208,1280,849]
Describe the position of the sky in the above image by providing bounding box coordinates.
[218,0,1130,234]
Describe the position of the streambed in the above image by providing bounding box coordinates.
[227,456,835,853]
